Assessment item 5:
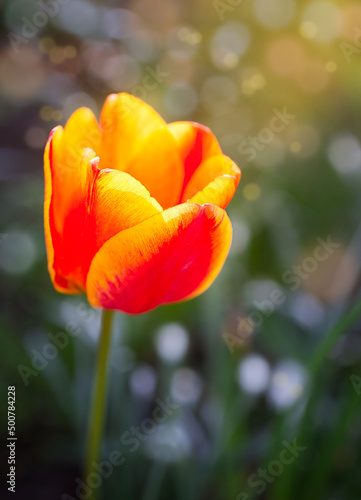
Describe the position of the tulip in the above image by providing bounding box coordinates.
[44,93,241,314]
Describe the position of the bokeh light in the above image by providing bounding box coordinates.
[254,0,296,29]
[0,231,37,274]
[210,22,250,70]
[301,1,340,43]
[327,134,361,174]
[237,354,271,395]
[268,360,307,411]
[155,323,189,364]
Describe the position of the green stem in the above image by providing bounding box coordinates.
[84,308,114,497]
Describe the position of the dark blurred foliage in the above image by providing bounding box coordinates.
[1,0,361,499]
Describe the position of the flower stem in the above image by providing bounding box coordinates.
[84,308,114,497]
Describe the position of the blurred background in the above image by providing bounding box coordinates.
[1,0,361,498]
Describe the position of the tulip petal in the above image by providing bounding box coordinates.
[44,132,97,293]
[89,165,163,257]
[167,121,223,199]
[86,203,232,314]
[184,155,241,208]
[45,132,163,293]
[99,93,166,172]
[126,128,184,209]
[49,108,102,234]
[44,128,77,293]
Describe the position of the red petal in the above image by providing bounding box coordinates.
[86,203,232,314]
[167,121,223,201]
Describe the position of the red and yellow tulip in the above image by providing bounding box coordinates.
[44,93,241,313]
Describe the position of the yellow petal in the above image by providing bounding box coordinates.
[126,128,184,209]
[183,155,241,208]
[99,93,165,172]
